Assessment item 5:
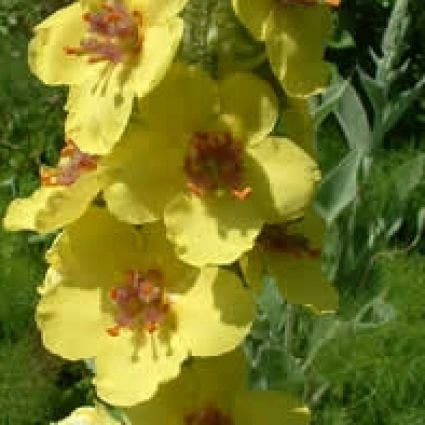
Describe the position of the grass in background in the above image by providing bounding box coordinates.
[0,0,92,423]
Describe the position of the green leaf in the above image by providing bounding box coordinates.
[256,277,286,335]
[394,154,425,204]
[382,76,425,134]
[379,0,410,81]
[358,67,386,116]
[408,207,425,251]
[333,82,372,153]
[328,29,355,50]
[316,150,360,224]
[250,346,305,391]
[313,78,349,128]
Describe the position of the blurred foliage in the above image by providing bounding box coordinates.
[0,332,93,424]
[0,0,89,423]
[247,252,425,425]
[245,1,425,425]
[312,253,425,425]
[328,0,425,140]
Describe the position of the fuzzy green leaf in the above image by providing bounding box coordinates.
[333,82,372,153]
[316,150,360,224]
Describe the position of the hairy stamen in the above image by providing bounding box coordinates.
[40,139,98,187]
[64,1,143,64]
[184,131,251,201]
[107,269,170,336]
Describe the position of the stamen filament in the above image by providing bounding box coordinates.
[107,269,170,337]
[64,1,143,65]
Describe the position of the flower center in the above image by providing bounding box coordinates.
[64,1,143,64]
[258,224,320,259]
[184,406,233,425]
[184,131,252,201]
[277,0,340,6]
[40,139,98,187]
[107,269,170,336]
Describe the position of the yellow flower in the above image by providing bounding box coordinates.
[125,349,310,425]
[37,207,254,406]
[231,0,341,97]
[103,64,320,267]
[53,404,121,425]
[283,98,315,155]
[240,208,338,313]
[30,0,187,154]
[3,139,103,233]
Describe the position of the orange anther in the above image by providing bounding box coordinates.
[146,322,157,334]
[107,325,120,337]
[232,187,252,201]
[140,281,155,296]
[64,46,83,55]
[124,270,137,285]
[106,11,122,23]
[109,287,118,300]
[88,55,107,63]
[40,168,56,186]
[187,182,205,198]
[40,176,56,187]
[61,140,78,157]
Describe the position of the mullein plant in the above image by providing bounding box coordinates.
[3,0,341,423]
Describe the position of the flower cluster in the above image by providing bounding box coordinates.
[4,0,341,423]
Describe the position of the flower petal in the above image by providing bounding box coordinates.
[283,98,315,155]
[38,266,63,296]
[29,3,93,85]
[136,63,218,136]
[103,127,186,224]
[191,349,247,410]
[127,18,184,99]
[266,249,338,313]
[219,73,278,145]
[176,267,254,356]
[136,222,200,294]
[126,349,247,424]
[231,0,275,41]
[46,207,142,286]
[164,193,263,267]
[266,5,332,97]
[265,211,338,313]
[125,361,196,425]
[55,404,121,425]
[65,77,134,155]
[246,137,320,222]
[128,0,188,25]
[94,329,188,406]
[3,171,101,234]
[233,391,310,425]
[104,182,157,225]
[242,211,338,313]
[36,273,114,360]
[239,248,264,293]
